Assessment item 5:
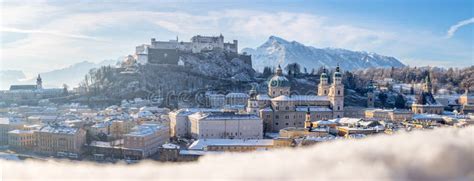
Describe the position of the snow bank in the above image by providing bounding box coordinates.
[1,127,473,180]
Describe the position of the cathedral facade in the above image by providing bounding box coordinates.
[247,65,345,132]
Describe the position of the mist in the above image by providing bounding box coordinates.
[1,126,472,180]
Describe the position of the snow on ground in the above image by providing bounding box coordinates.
[0,127,473,180]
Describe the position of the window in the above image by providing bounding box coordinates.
[285,123,289,126]
[285,106,289,110]
[275,115,279,119]
[275,122,279,125]
[337,106,340,111]
[324,90,327,94]
[285,115,289,119]
[338,90,341,95]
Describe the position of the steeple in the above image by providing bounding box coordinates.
[304,107,312,129]
[423,72,433,93]
[276,64,283,76]
[36,74,43,89]
[335,63,340,73]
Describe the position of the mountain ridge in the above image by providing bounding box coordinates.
[243,36,405,72]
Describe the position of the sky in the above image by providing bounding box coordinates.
[1,0,473,77]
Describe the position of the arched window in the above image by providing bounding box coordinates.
[338,90,341,95]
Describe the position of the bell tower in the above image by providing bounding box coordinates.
[247,85,260,115]
[318,68,329,96]
[329,65,344,118]
[304,107,312,129]
[36,74,43,89]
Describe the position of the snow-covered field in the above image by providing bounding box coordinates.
[1,126,472,180]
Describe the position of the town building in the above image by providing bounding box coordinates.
[188,112,263,139]
[169,108,224,138]
[247,65,345,132]
[8,129,35,151]
[459,89,474,114]
[34,125,86,156]
[123,124,170,158]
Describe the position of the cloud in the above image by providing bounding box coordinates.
[1,27,103,41]
[446,17,474,39]
[1,2,472,75]
[0,127,473,180]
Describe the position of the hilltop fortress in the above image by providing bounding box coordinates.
[133,34,251,66]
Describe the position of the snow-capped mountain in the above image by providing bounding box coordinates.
[242,36,405,72]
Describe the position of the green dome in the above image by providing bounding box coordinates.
[269,75,290,87]
[320,72,328,79]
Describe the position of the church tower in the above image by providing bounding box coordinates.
[423,72,433,93]
[318,68,330,96]
[329,65,344,118]
[36,74,43,89]
[247,85,260,115]
[367,81,375,108]
[304,107,312,129]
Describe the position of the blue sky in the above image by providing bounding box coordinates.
[1,0,473,77]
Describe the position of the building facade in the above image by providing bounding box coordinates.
[123,124,170,158]
[188,112,263,139]
[247,65,345,132]
[34,125,86,155]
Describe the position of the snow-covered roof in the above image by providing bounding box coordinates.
[329,117,363,125]
[172,108,223,116]
[413,114,444,120]
[125,123,166,137]
[295,106,332,112]
[38,125,79,135]
[162,143,180,149]
[272,95,329,102]
[188,139,273,150]
[256,94,271,101]
[8,129,34,134]
[189,112,260,120]
[225,93,249,98]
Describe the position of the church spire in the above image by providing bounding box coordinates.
[276,64,283,76]
[36,74,43,89]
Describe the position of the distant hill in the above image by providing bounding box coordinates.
[31,59,119,88]
[0,70,27,90]
[0,59,118,90]
[243,36,405,72]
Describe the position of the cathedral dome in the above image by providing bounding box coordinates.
[268,64,290,88]
[269,75,290,87]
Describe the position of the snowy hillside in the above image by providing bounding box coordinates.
[243,36,405,72]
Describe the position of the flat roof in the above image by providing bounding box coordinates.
[188,139,273,150]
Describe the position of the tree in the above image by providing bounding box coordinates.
[378,92,388,107]
[395,94,406,109]
[262,66,273,78]
[285,63,301,76]
[62,84,69,96]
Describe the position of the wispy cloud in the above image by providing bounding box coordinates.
[445,17,474,39]
[1,27,103,41]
